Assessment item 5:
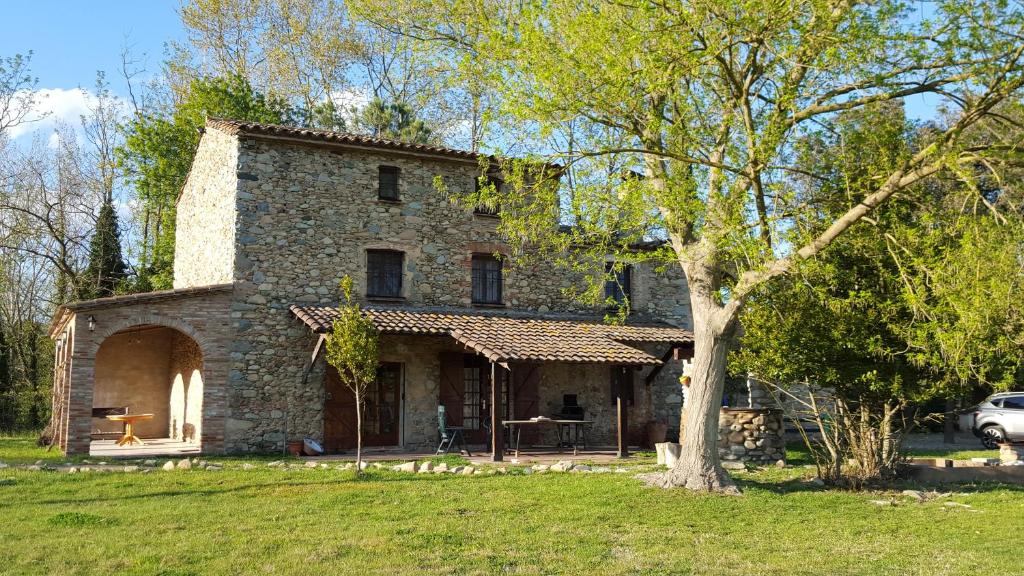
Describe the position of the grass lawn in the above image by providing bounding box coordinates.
[1,435,1020,575]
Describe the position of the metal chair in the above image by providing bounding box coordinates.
[436,405,471,456]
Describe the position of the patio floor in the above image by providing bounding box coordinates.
[89,438,202,458]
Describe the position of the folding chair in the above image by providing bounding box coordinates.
[436,405,471,456]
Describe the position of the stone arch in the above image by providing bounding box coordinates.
[88,315,211,448]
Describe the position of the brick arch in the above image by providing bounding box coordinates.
[85,313,213,358]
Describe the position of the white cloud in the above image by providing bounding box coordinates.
[8,87,127,142]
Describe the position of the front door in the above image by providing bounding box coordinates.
[324,362,402,452]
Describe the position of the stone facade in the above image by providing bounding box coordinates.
[173,128,239,288]
[55,121,694,455]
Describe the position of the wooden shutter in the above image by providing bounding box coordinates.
[439,352,465,427]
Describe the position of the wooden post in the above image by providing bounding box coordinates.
[616,366,629,459]
[491,361,503,462]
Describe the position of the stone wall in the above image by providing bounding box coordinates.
[174,128,239,289]
[213,132,693,452]
[718,408,785,464]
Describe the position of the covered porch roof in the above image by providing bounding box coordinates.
[290,305,693,365]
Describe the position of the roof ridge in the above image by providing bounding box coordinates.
[206,117,485,161]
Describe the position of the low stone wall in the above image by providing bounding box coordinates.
[718,408,785,464]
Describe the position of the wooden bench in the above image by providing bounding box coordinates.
[91,407,129,440]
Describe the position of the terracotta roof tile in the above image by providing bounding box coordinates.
[207,118,484,162]
[291,305,692,365]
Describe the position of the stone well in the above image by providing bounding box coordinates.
[718,408,785,464]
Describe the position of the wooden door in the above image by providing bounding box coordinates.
[323,363,402,452]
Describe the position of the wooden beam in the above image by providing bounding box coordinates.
[644,345,678,386]
[616,366,629,459]
[490,361,503,462]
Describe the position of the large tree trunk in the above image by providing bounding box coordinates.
[645,264,741,493]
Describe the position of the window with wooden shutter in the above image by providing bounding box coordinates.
[366,250,403,298]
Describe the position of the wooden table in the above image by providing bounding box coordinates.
[502,419,594,457]
[105,414,153,446]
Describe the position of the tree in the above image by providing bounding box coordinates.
[118,74,291,289]
[354,98,434,143]
[392,0,1024,491]
[78,201,126,300]
[324,276,379,473]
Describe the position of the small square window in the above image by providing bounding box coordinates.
[471,254,503,304]
[366,250,403,298]
[378,166,400,201]
[473,175,502,216]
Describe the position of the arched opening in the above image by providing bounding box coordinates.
[91,324,204,454]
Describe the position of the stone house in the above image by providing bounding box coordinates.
[48,118,694,457]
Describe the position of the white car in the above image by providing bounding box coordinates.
[969,392,1024,449]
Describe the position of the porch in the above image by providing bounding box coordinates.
[299,446,653,466]
[293,306,694,461]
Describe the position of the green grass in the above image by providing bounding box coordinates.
[2,435,1021,575]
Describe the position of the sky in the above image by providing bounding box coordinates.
[2,0,943,142]
[1,1,184,138]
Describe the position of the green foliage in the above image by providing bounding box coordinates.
[78,201,127,300]
[324,276,380,468]
[118,74,291,289]
[0,320,52,433]
[324,276,380,393]
[354,98,434,143]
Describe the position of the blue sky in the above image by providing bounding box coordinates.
[1,1,184,140]
[2,1,182,90]
[2,0,940,138]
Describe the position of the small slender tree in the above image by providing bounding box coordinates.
[324,276,379,474]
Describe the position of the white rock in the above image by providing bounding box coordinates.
[573,464,591,472]
[451,466,464,474]
[808,478,825,487]
[434,462,449,473]
[304,460,319,468]
[176,459,192,470]
[205,465,222,471]
[522,467,533,475]
[319,463,330,469]
[143,460,157,467]
[0,462,7,469]
[902,490,925,502]
[722,461,745,470]
[67,467,79,474]
[267,461,283,467]
[550,461,573,473]
[869,500,894,506]
[395,461,416,473]
[418,461,434,473]
[162,461,175,471]
[123,465,140,473]
[358,461,369,470]
[461,466,475,475]
[241,463,255,470]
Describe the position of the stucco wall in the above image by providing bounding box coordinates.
[174,128,239,289]
[93,328,173,438]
